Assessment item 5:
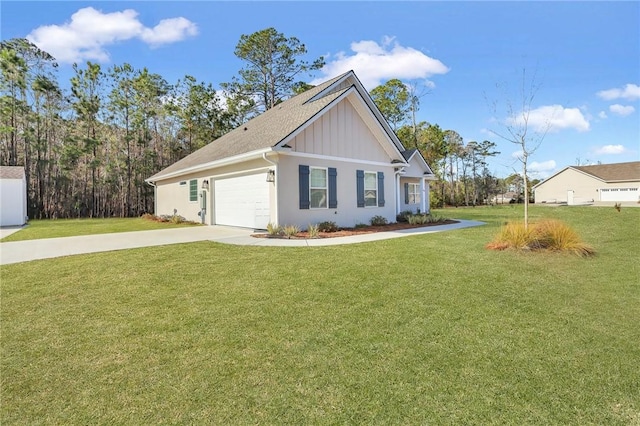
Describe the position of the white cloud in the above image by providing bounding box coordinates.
[26,7,198,64]
[140,17,198,47]
[595,144,626,155]
[311,36,449,90]
[508,105,590,133]
[609,104,635,117]
[598,111,608,119]
[597,83,640,101]
[511,150,524,160]
[529,160,557,178]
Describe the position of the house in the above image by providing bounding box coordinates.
[533,161,640,205]
[146,71,436,229]
[0,166,28,227]
[491,191,519,205]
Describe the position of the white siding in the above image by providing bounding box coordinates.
[276,155,397,229]
[154,158,275,225]
[0,178,27,226]
[534,168,640,204]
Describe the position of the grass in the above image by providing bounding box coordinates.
[0,217,201,242]
[1,205,639,424]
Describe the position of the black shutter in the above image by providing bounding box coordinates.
[356,170,365,208]
[299,165,310,209]
[377,172,385,207]
[328,167,337,208]
[404,182,409,204]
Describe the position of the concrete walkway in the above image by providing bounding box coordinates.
[0,220,484,266]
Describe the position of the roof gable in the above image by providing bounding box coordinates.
[148,70,418,182]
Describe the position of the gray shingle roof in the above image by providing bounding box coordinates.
[0,166,25,179]
[574,161,640,182]
[149,71,352,181]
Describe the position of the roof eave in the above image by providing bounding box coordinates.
[146,147,273,183]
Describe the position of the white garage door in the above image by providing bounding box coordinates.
[214,173,270,229]
[600,187,639,202]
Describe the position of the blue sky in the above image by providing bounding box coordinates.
[2,1,639,178]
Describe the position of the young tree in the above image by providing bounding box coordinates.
[221,27,324,114]
[488,68,551,228]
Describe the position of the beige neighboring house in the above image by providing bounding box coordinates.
[0,166,28,227]
[146,71,436,229]
[533,161,640,205]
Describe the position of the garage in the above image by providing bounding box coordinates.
[599,187,639,202]
[214,173,271,229]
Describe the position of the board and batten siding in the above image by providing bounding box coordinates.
[289,97,390,163]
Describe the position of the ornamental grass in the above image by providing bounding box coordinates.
[487,219,595,257]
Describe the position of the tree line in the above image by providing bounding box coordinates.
[1,29,502,220]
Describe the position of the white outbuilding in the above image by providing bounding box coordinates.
[0,166,28,227]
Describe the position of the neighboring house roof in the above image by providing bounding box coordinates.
[148,70,428,182]
[573,161,640,182]
[0,166,25,180]
[533,161,640,189]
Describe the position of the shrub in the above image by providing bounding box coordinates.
[282,224,300,239]
[307,223,319,238]
[266,222,282,236]
[370,215,388,226]
[354,223,368,229]
[487,220,595,256]
[531,220,596,256]
[396,210,413,223]
[318,221,339,232]
[170,214,185,224]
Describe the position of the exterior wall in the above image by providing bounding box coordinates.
[289,97,390,163]
[276,155,397,229]
[534,168,640,204]
[0,178,27,226]
[399,177,423,214]
[155,158,274,225]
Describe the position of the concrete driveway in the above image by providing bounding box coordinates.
[0,220,484,265]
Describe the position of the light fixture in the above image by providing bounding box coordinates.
[266,169,275,182]
[202,179,209,190]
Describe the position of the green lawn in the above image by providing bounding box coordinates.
[1,206,639,424]
[0,217,201,242]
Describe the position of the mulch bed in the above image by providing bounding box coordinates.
[251,220,459,239]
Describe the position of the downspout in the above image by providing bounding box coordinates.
[262,152,279,225]
[394,168,405,216]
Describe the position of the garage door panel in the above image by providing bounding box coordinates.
[600,187,639,202]
[214,174,270,229]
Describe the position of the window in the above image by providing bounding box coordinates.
[189,179,198,202]
[310,167,327,208]
[356,170,384,208]
[408,183,420,204]
[299,165,337,209]
[364,171,377,207]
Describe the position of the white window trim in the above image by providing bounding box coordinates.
[408,182,420,204]
[309,167,328,209]
[364,171,378,208]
